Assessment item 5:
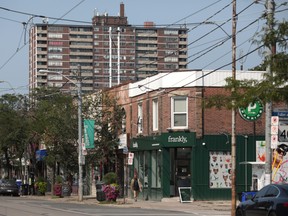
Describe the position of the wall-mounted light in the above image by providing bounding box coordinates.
[202,142,206,146]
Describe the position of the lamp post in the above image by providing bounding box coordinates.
[0,80,16,94]
[39,65,83,201]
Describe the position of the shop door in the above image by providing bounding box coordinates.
[170,147,191,196]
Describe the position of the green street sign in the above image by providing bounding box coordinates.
[239,100,264,121]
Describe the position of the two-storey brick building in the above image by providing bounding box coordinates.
[109,69,285,201]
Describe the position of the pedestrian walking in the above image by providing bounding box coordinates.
[130,173,142,202]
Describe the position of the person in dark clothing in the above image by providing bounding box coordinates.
[130,173,142,201]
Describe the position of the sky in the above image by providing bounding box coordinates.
[0,0,286,95]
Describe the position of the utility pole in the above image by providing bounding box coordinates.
[264,0,275,186]
[77,64,84,202]
[109,27,112,88]
[231,0,237,215]
[117,27,121,85]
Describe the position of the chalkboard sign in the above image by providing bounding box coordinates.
[178,187,192,203]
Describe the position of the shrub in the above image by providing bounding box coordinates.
[103,172,117,185]
[102,183,120,201]
[35,181,47,194]
[55,175,63,184]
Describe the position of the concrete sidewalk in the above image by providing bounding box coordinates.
[26,194,232,214]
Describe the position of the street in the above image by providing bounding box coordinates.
[0,196,231,216]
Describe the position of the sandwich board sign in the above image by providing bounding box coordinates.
[178,187,192,203]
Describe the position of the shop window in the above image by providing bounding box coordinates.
[171,96,188,129]
[209,151,232,188]
[152,150,161,188]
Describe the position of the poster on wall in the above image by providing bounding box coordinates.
[255,140,288,184]
[272,147,288,183]
[209,151,232,188]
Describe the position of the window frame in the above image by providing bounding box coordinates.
[171,96,188,129]
[152,99,158,131]
[137,103,143,134]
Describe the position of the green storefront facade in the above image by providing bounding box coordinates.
[129,131,264,201]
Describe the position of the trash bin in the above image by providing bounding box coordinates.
[21,184,29,195]
[96,182,106,201]
[53,184,62,197]
[16,179,22,194]
[62,184,71,197]
[240,191,257,202]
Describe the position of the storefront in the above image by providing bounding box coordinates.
[130,132,195,201]
[129,132,263,201]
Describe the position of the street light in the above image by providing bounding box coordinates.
[0,80,16,94]
[39,66,84,202]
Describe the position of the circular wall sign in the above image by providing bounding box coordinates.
[239,100,264,121]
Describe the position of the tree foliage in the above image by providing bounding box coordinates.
[205,11,288,109]
[82,90,124,172]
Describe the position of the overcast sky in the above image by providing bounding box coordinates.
[0,0,286,95]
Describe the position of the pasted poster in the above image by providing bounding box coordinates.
[209,151,231,188]
[256,141,266,162]
[255,140,288,184]
[272,147,288,183]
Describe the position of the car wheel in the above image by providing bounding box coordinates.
[268,212,277,216]
[236,208,244,216]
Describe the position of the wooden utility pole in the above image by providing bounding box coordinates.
[231,0,237,215]
[264,0,275,187]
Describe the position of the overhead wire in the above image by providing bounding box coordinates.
[83,1,266,96]
[0,0,268,95]
[106,5,269,96]
[0,0,87,94]
[127,1,260,91]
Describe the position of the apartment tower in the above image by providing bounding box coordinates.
[29,3,188,94]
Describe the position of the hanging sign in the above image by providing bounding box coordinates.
[84,119,95,148]
[239,100,264,121]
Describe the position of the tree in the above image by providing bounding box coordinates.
[0,94,30,178]
[205,16,288,109]
[30,87,78,182]
[82,90,125,175]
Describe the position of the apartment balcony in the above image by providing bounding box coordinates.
[136,32,157,37]
[70,59,93,63]
[179,54,187,58]
[137,60,157,64]
[69,31,93,35]
[73,65,93,70]
[179,41,187,45]
[179,61,187,66]
[70,45,93,49]
[36,51,47,55]
[136,46,157,51]
[70,52,93,56]
[69,38,93,42]
[179,34,188,38]
[37,44,47,48]
[36,58,47,62]
[36,78,48,83]
[37,36,47,40]
[136,53,157,57]
[138,67,157,71]
[136,39,157,44]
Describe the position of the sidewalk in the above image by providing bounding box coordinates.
[26,194,232,213]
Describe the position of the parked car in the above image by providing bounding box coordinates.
[0,179,20,196]
[236,183,288,216]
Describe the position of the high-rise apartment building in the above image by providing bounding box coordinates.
[29,3,188,94]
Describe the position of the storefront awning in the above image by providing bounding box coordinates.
[240,161,265,165]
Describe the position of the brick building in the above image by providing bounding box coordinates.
[29,3,188,94]
[109,69,279,201]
